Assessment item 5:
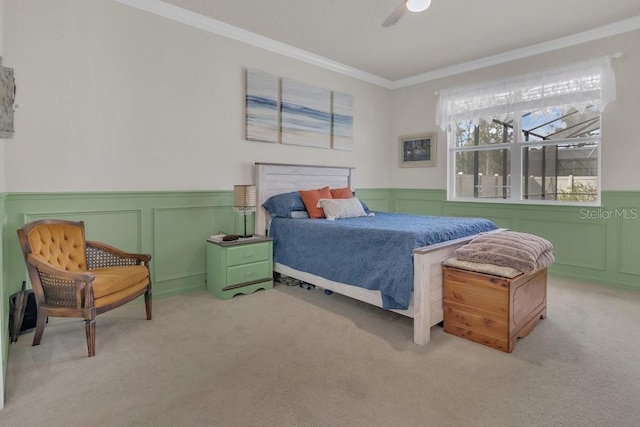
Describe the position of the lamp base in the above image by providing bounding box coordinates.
[240,212,253,239]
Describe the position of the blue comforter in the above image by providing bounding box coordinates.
[269,212,498,310]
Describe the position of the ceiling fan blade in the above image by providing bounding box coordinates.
[382,1,407,27]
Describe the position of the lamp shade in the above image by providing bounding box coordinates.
[233,185,257,213]
[406,0,431,12]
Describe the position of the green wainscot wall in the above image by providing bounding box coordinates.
[1,193,7,402]
[3,187,639,308]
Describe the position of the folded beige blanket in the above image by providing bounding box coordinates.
[454,231,554,274]
[442,258,523,278]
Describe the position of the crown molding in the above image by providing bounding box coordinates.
[114,1,639,90]
[112,0,394,88]
[390,15,640,89]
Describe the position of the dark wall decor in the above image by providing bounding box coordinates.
[0,58,16,139]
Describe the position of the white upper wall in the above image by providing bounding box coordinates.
[3,0,639,193]
[390,30,640,192]
[2,0,392,192]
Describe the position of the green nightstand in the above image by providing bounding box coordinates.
[206,235,273,299]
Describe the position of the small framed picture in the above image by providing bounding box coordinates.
[400,133,436,167]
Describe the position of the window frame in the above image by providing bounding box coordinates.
[447,109,602,206]
[437,57,614,207]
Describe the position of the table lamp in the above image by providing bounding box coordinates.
[233,184,256,238]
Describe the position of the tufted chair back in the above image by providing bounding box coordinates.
[24,221,87,271]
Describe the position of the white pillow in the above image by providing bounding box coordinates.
[316,198,367,220]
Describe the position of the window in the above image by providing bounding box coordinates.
[437,57,616,205]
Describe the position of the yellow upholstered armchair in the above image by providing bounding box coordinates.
[17,219,152,357]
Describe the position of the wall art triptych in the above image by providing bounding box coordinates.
[244,69,353,151]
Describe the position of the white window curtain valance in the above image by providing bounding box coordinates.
[436,56,616,130]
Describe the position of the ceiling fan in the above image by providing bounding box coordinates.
[382,0,432,27]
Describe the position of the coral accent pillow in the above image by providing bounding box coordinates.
[299,186,332,218]
[330,187,354,199]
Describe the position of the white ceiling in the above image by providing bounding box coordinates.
[137,0,640,86]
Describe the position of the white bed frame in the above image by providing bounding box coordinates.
[254,162,496,345]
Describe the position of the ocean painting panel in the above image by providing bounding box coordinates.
[281,78,331,149]
[331,91,353,151]
[245,69,279,143]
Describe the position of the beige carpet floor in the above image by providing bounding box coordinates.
[1,277,639,427]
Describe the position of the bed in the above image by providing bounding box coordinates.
[254,162,501,345]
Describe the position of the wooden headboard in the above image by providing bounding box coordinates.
[254,163,355,236]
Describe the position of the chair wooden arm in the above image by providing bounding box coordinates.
[26,254,95,309]
[85,240,151,269]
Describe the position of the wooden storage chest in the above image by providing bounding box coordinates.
[442,266,547,353]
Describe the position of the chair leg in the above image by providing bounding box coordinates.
[85,319,96,357]
[32,312,47,346]
[144,289,152,320]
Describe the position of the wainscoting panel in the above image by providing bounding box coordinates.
[356,188,392,213]
[518,217,607,271]
[153,205,232,290]
[23,209,144,252]
[618,218,640,275]
[396,198,443,216]
[393,189,445,216]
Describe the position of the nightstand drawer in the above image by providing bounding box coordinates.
[227,260,272,287]
[226,242,271,267]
